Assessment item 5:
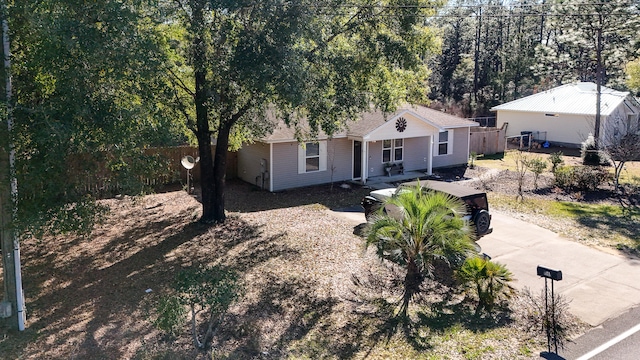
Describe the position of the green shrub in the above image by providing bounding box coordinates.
[553,166,574,189]
[457,256,515,315]
[152,295,185,336]
[553,165,611,191]
[549,151,564,173]
[469,151,478,168]
[573,166,611,191]
[524,157,547,190]
[581,134,604,165]
[153,265,241,349]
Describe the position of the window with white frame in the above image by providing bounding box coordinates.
[394,138,403,161]
[382,139,403,162]
[437,130,452,155]
[298,141,327,173]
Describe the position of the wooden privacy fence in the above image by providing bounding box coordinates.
[143,145,238,185]
[469,123,507,155]
[77,146,237,196]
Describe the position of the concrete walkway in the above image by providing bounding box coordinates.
[330,206,640,326]
[478,212,640,326]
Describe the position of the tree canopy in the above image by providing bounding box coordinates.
[430,0,640,117]
[161,0,442,223]
[3,0,187,235]
[3,0,640,230]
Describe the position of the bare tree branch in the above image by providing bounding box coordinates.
[167,66,195,97]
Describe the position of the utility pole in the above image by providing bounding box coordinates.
[1,1,25,330]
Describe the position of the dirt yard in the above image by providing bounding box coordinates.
[2,157,636,359]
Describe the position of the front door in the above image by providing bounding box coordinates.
[353,141,362,179]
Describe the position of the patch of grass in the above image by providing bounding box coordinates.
[619,162,640,184]
[473,152,512,171]
[548,201,629,218]
[489,193,555,215]
[489,192,640,249]
[518,341,534,356]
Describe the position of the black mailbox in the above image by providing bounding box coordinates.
[537,265,562,281]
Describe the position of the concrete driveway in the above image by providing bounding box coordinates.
[477,212,640,326]
[330,207,640,326]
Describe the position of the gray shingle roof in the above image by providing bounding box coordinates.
[263,104,477,142]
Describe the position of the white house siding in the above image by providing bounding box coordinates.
[602,104,639,146]
[496,110,599,147]
[271,138,353,191]
[237,142,271,188]
[432,127,469,168]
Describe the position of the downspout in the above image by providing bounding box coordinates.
[466,127,471,164]
[269,143,273,192]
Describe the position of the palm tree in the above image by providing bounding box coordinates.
[457,256,515,315]
[366,184,476,316]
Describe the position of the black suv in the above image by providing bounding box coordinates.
[361,180,492,238]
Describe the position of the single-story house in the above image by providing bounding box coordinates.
[237,105,479,192]
[491,82,640,148]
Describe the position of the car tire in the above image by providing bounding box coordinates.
[474,210,490,235]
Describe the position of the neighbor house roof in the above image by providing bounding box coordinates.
[490,82,632,116]
[263,104,477,143]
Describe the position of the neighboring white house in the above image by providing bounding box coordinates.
[237,105,478,192]
[491,82,640,148]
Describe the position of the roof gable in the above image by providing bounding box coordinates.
[490,82,631,116]
[261,104,477,143]
[346,105,477,137]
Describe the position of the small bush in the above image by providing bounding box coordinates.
[549,151,564,173]
[581,134,605,165]
[553,166,574,189]
[573,166,611,191]
[515,287,577,350]
[553,165,611,191]
[469,151,478,168]
[152,295,185,336]
[153,265,241,349]
[524,157,547,190]
[457,256,515,315]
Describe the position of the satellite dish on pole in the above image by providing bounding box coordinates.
[180,156,199,194]
[181,155,197,170]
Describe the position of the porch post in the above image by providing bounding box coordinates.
[361,140,368,183]
[427,135,433,175]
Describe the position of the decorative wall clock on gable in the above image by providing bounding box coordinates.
[395,117,407,132]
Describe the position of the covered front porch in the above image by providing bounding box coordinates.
[362,170,429,189]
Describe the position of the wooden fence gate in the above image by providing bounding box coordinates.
[469,123,507,155]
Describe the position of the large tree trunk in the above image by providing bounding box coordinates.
[194,56,215,222]
[211,122,232,223]
[191,0,217,224]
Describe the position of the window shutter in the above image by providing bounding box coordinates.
[297,143,306,174]
[319,141,327,171]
